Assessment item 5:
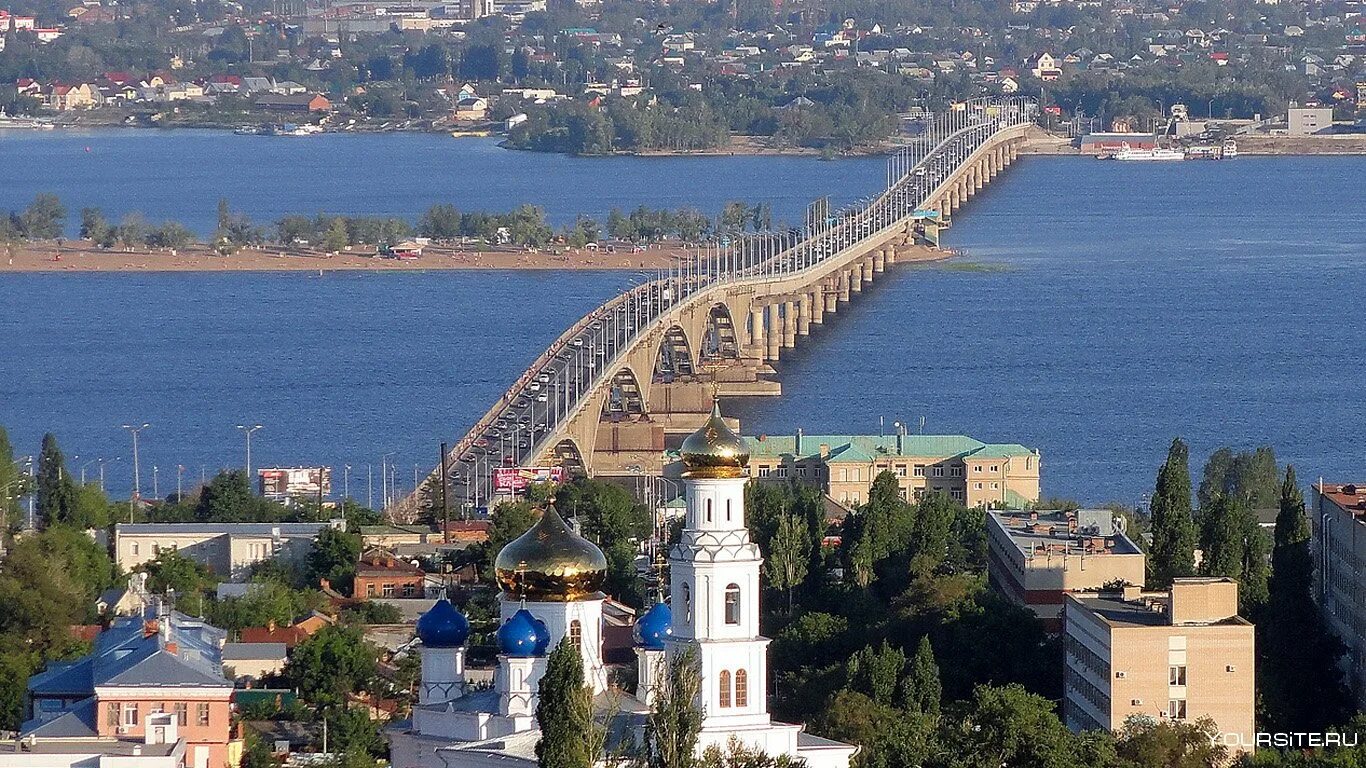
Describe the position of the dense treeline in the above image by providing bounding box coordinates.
[1,193,785,249]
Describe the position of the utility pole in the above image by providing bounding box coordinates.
[121,423,150,521]
[236,424,263,478]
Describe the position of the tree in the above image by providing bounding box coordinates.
[79,207,108,242]
[1149,438,1196,589]
[19,194,65,239]
[419,204,463,239]
[36,433,76,527]
[643,646,703,768]
[284,624,378,708]
[322,217,349,252]
[846,642,904,706]
[1115,716,1226,768]
[194,470,280,522]
[940,684,1115,768]
[900,636,941,717]
[698,737,806,768]
[0,426,23,530]
[765,512,809,613]
[307,526,362,593]
[1196,495,1269,613]
[1259,466,1352,732]
[535,641,594,768]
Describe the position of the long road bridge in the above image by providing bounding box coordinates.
[391,96,1039,522]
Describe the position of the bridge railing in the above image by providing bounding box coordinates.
[397,97,1035,518]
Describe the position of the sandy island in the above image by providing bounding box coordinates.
[1,240,953,274]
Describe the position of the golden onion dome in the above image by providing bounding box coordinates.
[494,504,608,601]
[680,400,749,479]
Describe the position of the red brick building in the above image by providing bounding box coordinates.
[354,547,426,599]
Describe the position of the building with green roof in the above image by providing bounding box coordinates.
[743,431,1039,509]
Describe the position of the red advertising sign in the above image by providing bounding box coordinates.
[493,466,566,493]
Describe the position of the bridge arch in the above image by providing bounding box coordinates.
[700,303,742,363]
[602,365,648,420]
[550,438,587,477]
[655,325,696,381]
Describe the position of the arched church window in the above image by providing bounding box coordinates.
[724,584,741,625]
[570,620,582,650]
[682,583,692,623]
[719,670,731,708]
[735,669,748,707]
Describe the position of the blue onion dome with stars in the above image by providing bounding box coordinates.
[416,598,470,648]
[634,601,673,650]
[497,608,551,657]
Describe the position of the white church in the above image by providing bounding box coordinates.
[388,402,856,768]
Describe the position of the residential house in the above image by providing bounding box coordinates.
[6,608,241,768]
[221,642,288,681]
[254,93,331,112]
[240,611,336,648]
[354,547,426,599]
[1029,52,1063,80]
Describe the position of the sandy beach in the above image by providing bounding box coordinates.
[0,241,685,273]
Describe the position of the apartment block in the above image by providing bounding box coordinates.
[987,508,1146,631]
[113,520,343,580]
[744,432,1040,509]
[1310,482,1366,708]
[1063,578,1255,752]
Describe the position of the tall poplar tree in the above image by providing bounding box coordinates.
[900,636,942,717]
[535,641,593,768]
[1148,438,1196,589]
[0,426,22,530]
[644,646,703,768]
[1259,467,1352,731]
[36,433,75,528]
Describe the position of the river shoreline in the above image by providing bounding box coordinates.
[9,116,1366,157]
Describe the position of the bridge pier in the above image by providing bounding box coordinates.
[885,247,896,267]
[782,301,797,348]
[797,294,812,336]
[765,304,781,361]
[749,306,765,358]
[849,265,862,294]
[825,283,839,312]
[873,249,886,273]
[863,257,876,285]
[810,289,824,325]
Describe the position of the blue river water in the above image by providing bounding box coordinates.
[0,130,882,235]
[1,131,1363,505]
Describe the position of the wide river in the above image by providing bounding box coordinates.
[2,129,1363,506]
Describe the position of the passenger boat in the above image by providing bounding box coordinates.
[1112,142,1185,161]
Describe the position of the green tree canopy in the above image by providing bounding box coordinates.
[535,641,593,768]
[1149,438,1196,589]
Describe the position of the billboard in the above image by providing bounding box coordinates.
[259,467,332,499]
[493,466,566,493]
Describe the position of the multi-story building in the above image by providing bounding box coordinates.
[113,520,343,580]
[744,432,1040,508]
[987,508,1146,631]
[1311,482,1366,707]
[5,609,241,768]
[1063,578,1255,753]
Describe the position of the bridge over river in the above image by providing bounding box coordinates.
[390,96,1039,522]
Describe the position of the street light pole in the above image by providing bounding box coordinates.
[236,424,263,478]
[121,423,150,520]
